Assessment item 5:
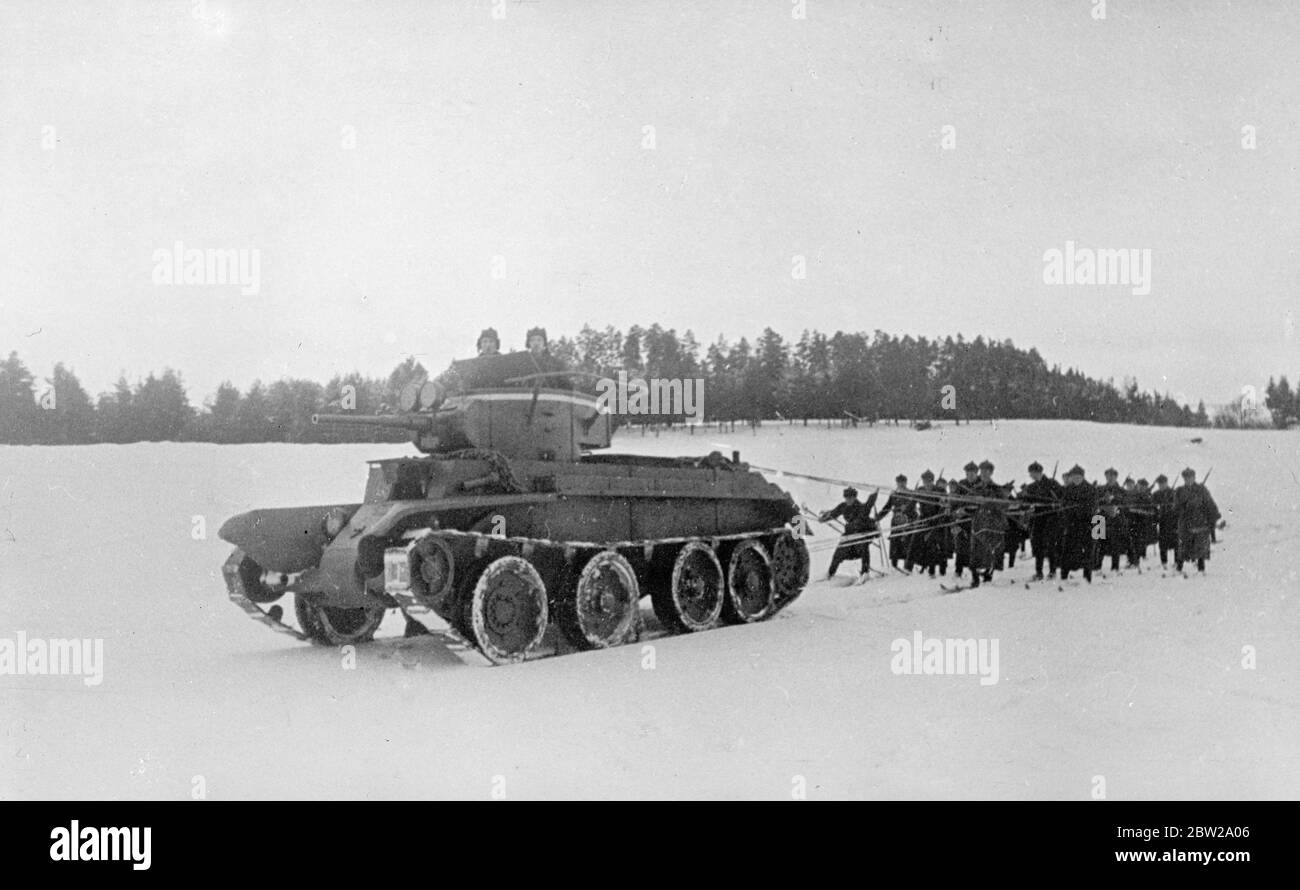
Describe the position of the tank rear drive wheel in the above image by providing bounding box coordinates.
[722,540,775,623]
[470,555,549,664]
[410,534,456,613]
[652,541,724,633]
[560,550,640,650]
[293,594,385,646]
[771,532,810,609]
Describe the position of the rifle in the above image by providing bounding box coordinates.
[1050,460,1058,480]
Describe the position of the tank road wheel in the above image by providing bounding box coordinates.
[770,532,810,611]
[470,556,549,664]
[293,595,385,646]
[560,550,640,650]
[653,541,725,633]
[722,540,775,624]
[410,534,456,613]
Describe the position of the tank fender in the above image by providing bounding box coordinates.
[217,504,361,574]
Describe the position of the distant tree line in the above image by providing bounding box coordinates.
[4,326,1291,445]
[548,326,1219,428]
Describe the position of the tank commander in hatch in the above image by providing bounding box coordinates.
[476,327,500,356]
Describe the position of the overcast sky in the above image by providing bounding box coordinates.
[2,0,1297,408]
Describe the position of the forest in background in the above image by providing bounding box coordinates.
[2,325,1296,445]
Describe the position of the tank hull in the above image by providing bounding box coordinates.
[219,450,807,660]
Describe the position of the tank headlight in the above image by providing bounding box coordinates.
[322,508,350,540]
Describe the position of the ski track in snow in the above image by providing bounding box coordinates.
[1,421,1297,799]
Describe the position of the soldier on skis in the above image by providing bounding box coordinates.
[1174,468,1221,574]
[1022,460,1064,580]
[1152,474,1179,569]
[820,487,878,579]
[950,462,981,581]
[877,474,918,571]
[963,459,1010,589]
[1095,468,1129,573]
[911,469,948,577]
[1058,465,1097,584]
[1126,477,1155,568]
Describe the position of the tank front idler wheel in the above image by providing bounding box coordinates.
[293,594,385,646]
[723,540,775,623]
[561,550,640,650]
[653,541,724,633]
[470,556,549,664]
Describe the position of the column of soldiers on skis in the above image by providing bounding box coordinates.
[816,461,1223,590]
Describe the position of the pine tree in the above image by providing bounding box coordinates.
[0,352,40,443]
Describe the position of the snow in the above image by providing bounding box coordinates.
[1,420,1297,799]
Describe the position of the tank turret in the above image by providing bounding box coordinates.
[313,380,612,461]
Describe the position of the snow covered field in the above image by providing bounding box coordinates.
[2,420,1297,799]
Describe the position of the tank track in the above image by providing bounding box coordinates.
[225,526,808,663]
[221,549,309,642]
[221,547,486,662]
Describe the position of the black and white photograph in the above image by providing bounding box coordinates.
[1,0,1296,837]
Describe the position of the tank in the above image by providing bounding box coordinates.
[217,352,810,664]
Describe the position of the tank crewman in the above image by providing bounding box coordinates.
[820,487,878,578]
[964,459,1010,588]
[433,327,576,396]
[525,326,572,386]
[911,470,948,577]
[876,474,918,571]
[476,327,501,356]
[1058,465,1097,584]
[950,462,981,580]
[1152,474,1179,569]
[1022,460,1064,580]
[1126,478,1156,568]
[1095,468,1129,573]
[1174,468,1222,574]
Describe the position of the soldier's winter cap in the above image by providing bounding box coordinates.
[1104,468,1118,477]
[895,474,908,483]
[978,459,994,470]
[1155,474,1169,483]
[1068,465,1086,477]
[921,469,935,480]
[1181,467,1196,478]
[1028,461,1043,472]
[1137,478,1149,487]
[843,486,858,497]
[1123,477,1135,485]
[477,327,500,344]
[963,461,979,471]
[526,326,548,343]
